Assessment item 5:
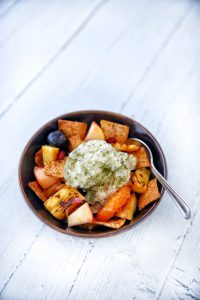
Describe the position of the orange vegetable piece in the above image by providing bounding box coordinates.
[96,185,130,222]
[116,193,137,220]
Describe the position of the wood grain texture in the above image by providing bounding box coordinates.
[0,0,108,117]
[159,202,200,300]
[0,0,200,299]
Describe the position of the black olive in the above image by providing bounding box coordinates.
[47,130,67,148]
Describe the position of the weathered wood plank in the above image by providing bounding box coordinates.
[0,0,107,116]
[0,0,110,293]
[0,0,17,18]
[0,0,192,119]
[158,200,200,300]
[1,229,97,300]
[16,1,199,299]
[0,0,199,299]
[0,1,63,45]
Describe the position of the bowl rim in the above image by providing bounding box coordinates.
[18,110,168,238]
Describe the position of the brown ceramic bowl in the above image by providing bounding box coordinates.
[19,110,167,238]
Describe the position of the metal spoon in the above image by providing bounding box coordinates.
[132,138,191,219]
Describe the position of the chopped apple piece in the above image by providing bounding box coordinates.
[116,193,137,220]
[85,121,105,141]
[34,166,59,189]
[68,203,93,227]
[42,145,59,163]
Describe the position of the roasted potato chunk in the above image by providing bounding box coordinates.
[138,178,160,210]
[44,186,85,220]
[100,120,129,144]
[132,168,151,193]
[115,193,137,220]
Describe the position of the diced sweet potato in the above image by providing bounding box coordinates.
[28,181,47,202]
[100,120,129,144]
[132,168,151,193]
[116,193,137,220]
[96,185,130,222]
[34,149,44,167]
[44,158,66,178]
[138,178,160,210]
[44,186,85,220]
[45,182,66,198]
[112,143,139,152]
[134,147,150,168]
[93,218,126,229]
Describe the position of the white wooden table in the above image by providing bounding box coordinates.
[1,0,200,299]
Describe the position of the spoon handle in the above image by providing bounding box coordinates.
[151,166,191,219]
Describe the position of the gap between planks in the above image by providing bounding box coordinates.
[66,241,95,300]
[156,190,200,299]
[0,0,196,297]
[0,225,45,296]
[120,0,194,113]
[50,1,196,297]
[0,0,19,19]
[0,0,110,120]
[0,0,109,293]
